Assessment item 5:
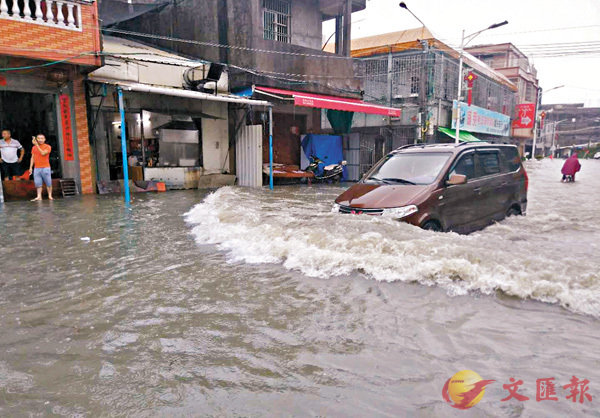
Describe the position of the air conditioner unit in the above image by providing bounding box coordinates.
[183,64,226,95]
[393,93,419,99]
[392,84,417,99]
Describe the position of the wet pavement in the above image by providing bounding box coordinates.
[0,159,599,416]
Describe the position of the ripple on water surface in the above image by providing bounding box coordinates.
[185,160,600,317]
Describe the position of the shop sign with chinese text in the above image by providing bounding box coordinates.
[59,94,75,161]
[452,101,511,136]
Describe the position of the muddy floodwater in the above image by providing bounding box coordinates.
[1,159,599,416]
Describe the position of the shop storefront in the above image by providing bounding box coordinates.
[238,86,402,185]
[88,36,269,193]
[0,69,96,201]
[89,83,266,190]
[0,0,102,201]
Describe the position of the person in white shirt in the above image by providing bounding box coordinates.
[0,129,25,180]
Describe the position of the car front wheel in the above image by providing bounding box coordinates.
[421,220,442,232]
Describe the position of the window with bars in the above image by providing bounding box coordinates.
[263,0,291,43]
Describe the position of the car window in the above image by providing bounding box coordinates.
[500,147,521,172]
[364,152,452,185]
[477,151,501,176]
[449,152,475,180]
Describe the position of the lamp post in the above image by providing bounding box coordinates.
[399,3,429,143]
[454,21,508,144]
[532,85,564,158]
[551,118,575,157]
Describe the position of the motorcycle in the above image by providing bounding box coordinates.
[305,155,346,183]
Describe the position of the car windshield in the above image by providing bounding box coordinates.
[365,152,452,185]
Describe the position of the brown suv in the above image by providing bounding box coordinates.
[333,143,528,233]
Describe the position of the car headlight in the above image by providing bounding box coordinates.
[382,205,418,219]
[331,203,340,213]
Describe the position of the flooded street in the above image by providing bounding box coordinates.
[1,159,599,416]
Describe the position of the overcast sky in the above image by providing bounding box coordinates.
[324,0,600,107]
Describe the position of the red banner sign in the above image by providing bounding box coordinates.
[513,103,535,129]
[59,94,75,161]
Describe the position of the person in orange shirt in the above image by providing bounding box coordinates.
[29,134,53,201]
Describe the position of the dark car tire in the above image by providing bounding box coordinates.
[506,206,521,217]
[421,220,442,232]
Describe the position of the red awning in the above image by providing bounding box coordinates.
[254,86,401,117]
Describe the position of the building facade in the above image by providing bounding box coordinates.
[0,0,102,199]
[86,35,269,190]
[540,103,600,157]
[466,43,539,151]
[98,0,401,182]
[323,28,517,174]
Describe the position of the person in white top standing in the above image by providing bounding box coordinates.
[0,129,25,180]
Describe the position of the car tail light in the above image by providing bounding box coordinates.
[522,166,529,191]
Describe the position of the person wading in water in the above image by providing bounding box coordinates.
[29,134,53,201]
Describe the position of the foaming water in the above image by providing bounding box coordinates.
[0,160,599,416]
[186,159,600,316]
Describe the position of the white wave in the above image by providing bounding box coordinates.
[185,186,600,317]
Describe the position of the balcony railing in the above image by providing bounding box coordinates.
[0,0,83,31]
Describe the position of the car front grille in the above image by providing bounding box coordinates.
[339,205,383,216]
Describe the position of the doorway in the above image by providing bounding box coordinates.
[0,91,62,178]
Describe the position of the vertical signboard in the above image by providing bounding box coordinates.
[513,103,535,129]
[59,94,75,161]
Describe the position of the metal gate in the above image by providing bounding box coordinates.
[343,133,360,181]
[360,137,376,178]
[236,125,263,187]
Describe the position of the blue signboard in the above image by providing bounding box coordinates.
[451,101,511,136]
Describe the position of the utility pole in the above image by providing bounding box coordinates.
[453,21,508,144]
[335,15,343,55]
[455,29,465,144]
[342,0,352,57]
[551,121,557,157]
[398,3,430,144]
[531,87,542,159]
[419,40,428,143]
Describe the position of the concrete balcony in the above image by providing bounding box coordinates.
[0,0,83,31]
[319,0,366,20]
[227,42,364,97]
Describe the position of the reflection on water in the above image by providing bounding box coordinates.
[0,160,599,416]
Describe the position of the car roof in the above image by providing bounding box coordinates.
[390,142,517,155]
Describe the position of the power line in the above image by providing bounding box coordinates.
[476,24,600,37]
[518,40,600,47]
[551,126,600,134]
[0,52,97,72]
[102,27,356,60]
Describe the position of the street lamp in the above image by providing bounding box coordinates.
[545,85,565,94]
[551,117,600,156]
[399,3,429,144]
[554,118,576,156]
[454,21,508,144]
[532,85,564,158]
[399,2,427,28]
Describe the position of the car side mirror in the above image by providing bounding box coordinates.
[447,174,467,185]
[341,160,347,166]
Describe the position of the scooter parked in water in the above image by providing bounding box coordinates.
[305,155,346,183]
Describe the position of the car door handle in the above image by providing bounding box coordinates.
[473,187,481,194]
